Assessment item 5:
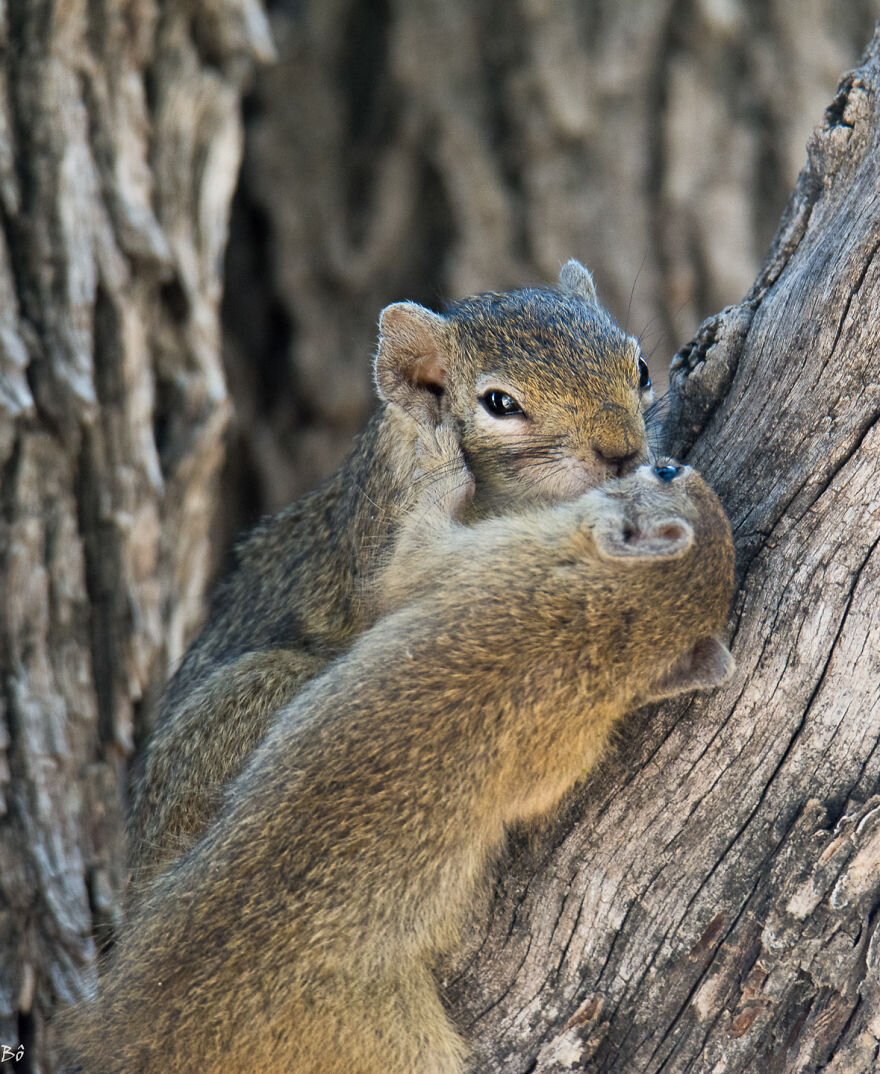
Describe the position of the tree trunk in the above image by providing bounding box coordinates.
[442,32,880,1074]
[0,2,270,1071]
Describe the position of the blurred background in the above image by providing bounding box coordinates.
[220,0,875,537]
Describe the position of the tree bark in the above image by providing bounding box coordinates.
[442,32,880,1074]
[0,1,270,1071]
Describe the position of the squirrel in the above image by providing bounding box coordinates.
[129,260,658,882]
[64,431,735,1074]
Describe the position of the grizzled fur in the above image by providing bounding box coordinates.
[65,441,734,1074]
[130,262,656,882]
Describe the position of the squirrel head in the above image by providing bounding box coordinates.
[375,260,654,519]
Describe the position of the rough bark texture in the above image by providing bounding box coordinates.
[222,0,875,524]
[0,1,270,1071]
[441,33,880,1074]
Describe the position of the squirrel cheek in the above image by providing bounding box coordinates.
[533,454,605,501]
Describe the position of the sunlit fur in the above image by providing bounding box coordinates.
[65,456,734,1074]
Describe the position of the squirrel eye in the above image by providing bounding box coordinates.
[638,356,651,391]
[481,389,524,417]
[654,464,681,483]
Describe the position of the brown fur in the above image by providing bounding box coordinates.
[67,440,734,1074]
[130,262,657,882]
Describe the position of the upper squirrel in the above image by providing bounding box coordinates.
[129,260,657,880]
[66,438,735,1074]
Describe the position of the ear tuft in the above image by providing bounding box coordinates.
[375,302,450,426]
[559,259,598,305]
[594,516,694,563]
[643,636,735,703]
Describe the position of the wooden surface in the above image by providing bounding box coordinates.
[0,2,269,1070]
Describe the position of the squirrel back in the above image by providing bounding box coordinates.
[71,455,734,1074]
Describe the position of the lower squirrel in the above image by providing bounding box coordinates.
[130,260,659,882]
[68,429,735,1074]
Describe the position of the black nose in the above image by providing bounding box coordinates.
[654,464,681,483]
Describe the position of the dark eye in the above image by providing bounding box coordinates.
[638,356,651,391]
[481,389,524,417]
[654,464,681,483]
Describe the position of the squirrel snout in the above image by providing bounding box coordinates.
[594,447,640,477]
[591,405,646,477]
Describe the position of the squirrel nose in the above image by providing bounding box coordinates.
[591,404,645,476]
[595,447,640,476]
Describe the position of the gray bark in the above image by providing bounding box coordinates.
[443,32,880,1074]
[0,1,269,1071]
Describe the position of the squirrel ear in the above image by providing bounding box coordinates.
[642,636,735,702]
[559,259,598,305]
[375,302,450,426]
[594,516,694,563]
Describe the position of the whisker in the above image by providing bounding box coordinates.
[644,392,672,456]
[625,251,649,336]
